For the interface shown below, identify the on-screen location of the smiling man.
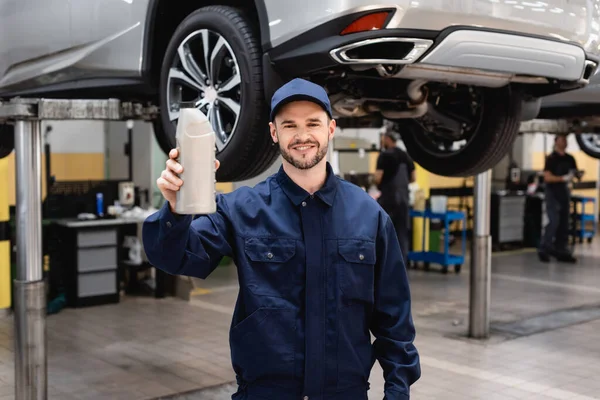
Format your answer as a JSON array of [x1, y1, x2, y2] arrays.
[[142, 78, 421, 400]]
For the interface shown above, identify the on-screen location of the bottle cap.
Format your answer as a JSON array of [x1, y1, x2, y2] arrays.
[[179, 101, 196, 109]]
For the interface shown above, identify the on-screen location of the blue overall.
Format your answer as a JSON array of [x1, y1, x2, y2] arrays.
[[142, 163, 420, 400]]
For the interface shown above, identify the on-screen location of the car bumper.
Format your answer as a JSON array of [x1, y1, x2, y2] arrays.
[[269, 24, 597, 85], [266, 1, 599, 56], [382, 2, 597, 55]]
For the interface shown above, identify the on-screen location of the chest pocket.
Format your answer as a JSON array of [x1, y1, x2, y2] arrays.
[[243, 237, 297, 298], [337, 239, 376, 305]]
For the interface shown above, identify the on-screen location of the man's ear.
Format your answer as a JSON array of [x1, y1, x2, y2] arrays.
[[328, 118, 336, 140], [269, 122, 278, 143]]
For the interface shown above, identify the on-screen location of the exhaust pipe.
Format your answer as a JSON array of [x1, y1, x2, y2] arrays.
[[330, 38, 433, 65], [372, 80, 429, 119], [331, 80, 429, 119]]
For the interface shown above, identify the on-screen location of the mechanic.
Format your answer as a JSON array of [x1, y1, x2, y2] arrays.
[[373, 129, 415, 265], [142, 78, 420, 400], [538, 134, 580, 263]]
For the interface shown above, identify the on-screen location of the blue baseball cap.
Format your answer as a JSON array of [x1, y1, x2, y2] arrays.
[[270, 78, 333, 122]]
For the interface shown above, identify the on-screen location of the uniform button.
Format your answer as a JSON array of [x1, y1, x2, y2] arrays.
[[359, 253, 364, 261], [301, 201, 307, 207], [166, 221, 172, 228], [267, 252, 274, 259]]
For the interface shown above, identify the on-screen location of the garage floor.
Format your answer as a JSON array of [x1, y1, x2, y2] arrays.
[[1, 243, 600, 400]]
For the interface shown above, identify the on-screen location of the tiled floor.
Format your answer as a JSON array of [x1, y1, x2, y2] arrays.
[[1, 242, 600, 399]]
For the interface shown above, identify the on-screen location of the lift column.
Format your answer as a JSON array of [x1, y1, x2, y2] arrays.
[[469, 169, 492, 339], [13, 118, 46, 399]]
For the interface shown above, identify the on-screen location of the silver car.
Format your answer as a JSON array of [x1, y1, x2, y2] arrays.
[[0, 0, 598, 180]]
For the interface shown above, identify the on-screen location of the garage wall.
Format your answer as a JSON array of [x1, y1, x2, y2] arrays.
[[6, 121, 106, 206], [6, 120, 175, 210], [6, 122, 597, 211]]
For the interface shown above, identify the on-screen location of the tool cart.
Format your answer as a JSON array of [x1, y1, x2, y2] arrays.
[[570, 195, 597, 245], [408, 208, 467, 274]]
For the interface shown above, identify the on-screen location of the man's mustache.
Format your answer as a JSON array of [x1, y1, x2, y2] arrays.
[[288, 140, 319, 149]]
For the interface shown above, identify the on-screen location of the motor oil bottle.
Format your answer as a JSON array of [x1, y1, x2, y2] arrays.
[[174, 102, 217, 215]]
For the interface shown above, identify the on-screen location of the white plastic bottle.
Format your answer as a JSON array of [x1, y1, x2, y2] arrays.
[[174, 102, 217, 215]]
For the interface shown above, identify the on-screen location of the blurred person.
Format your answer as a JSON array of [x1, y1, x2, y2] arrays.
[[373, 130, 415, 265], [142, 78, 420, 400], [538, 134, 581, 263]]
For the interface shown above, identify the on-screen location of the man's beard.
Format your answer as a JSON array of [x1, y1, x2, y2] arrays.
[[277, 133, 329, 170]]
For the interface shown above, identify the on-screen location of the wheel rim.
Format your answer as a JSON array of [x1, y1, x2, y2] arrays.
[[578, 133, 600, 154], [166, 29, 242, 152]]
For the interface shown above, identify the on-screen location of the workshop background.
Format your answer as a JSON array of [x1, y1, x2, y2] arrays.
[[1, 118, 600, 399], [4, 123, 598, 211]]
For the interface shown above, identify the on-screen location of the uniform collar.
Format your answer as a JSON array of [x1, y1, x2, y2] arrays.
[[276, 162, 338, 207]]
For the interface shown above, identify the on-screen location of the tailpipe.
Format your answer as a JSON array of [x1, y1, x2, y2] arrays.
[[330, 38, 433, 65]]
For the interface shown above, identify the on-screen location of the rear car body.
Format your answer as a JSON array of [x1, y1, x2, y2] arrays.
[[0, 0, 598, 179]]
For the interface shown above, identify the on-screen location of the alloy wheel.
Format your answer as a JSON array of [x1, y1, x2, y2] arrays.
[[578, 133, 600, 154], [166, 29, 242, 151]]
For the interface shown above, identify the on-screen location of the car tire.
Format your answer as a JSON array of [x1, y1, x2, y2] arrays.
[[0, 124, 15, 159], [575, 133, 600, 159], [156, 5, 278, 182], [400, 85, 522, 177]]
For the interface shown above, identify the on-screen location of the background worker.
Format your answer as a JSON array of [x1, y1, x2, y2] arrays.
[[538, 134, 581, 263], [374, 130, 416, 264]]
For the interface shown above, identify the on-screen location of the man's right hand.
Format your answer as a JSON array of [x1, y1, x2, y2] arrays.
[[157, 148, 220, 213], [561, 172, 575, 183]]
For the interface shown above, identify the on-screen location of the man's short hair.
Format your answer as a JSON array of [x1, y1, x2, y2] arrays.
[[383, 131, 400, 141]]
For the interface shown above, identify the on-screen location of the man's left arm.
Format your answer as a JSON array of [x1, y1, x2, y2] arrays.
[[370, 214, 421, 399]]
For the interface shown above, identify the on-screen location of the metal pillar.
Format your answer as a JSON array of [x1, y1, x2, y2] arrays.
[[469, 169, 492, 339], [13, 120, 47, 399]]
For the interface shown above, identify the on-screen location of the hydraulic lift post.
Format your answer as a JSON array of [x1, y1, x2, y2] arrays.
[[0, 98, 157, 400], [13, 118, 45, 399], [469, 169, 492, 339]]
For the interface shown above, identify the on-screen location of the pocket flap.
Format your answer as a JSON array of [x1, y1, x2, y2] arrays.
[[244, 237, 296, 263], [338, 239, 376, 264]]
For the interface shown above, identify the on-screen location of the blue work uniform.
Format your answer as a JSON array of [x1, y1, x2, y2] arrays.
[[142, 162, 421, 400]]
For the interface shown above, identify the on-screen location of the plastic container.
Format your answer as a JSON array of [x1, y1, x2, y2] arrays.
[[174, 102, 217, 215], [430, 195, 448, 214]]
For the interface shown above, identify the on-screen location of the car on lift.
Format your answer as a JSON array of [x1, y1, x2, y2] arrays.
[[0, 1, 598, 181], [538, 71, 600, 159]]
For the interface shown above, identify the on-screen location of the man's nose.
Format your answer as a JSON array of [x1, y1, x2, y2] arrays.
[[294, 133, 314, 142]]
